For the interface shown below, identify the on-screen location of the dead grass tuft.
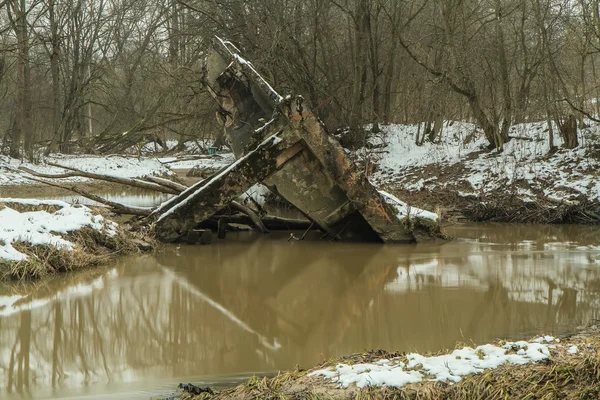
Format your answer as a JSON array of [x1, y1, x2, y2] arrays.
[[0, 201, 63, 214]]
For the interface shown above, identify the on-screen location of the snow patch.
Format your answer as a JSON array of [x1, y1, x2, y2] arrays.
[[379, 190, 438, 221], [0, 198, 117, 262], [242, 184, 270, 206], [532, 335, 558, 343], [310, 340, 552, 389]]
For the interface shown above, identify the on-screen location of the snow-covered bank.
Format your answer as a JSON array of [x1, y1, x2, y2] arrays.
[[0, 199, 116, 262], [0, 199, 145, 279], [358, 121, 600, 222], [0, 154, 172, 186], [310, 337, 557, 389]]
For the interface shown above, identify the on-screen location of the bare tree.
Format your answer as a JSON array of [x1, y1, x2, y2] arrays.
[[6, 0, 33, 159]]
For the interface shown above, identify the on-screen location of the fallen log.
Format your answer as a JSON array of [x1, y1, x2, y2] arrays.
[[143, 175, 188, 192], [142, 175, 269, 233], [230, 201, 269, 233], [23, 160, 274, 234], [28, 162, 179, 195], [211, 214, 314, 231], [24, 177, 152, 216], [160, 155, 222, 164], [25, 174, 302, 233]]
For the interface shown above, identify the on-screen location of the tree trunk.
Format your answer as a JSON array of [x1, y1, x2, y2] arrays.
[[169, 0, 179, 68], [415, 121, 423, 146], [429, 113, 444, 143], [45, 0, 61, 156], [495, 0, 512, 151], [367, 4, 381, 133], [547, 115, 555, 151], [467, 93, 508, 149], [559, 115, 579, 149], [348, 0, 368, 143], [382, 25, 399, 124], [10, 0, 33, 160]]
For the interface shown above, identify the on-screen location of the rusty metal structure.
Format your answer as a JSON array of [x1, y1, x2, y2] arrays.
[[153, 37, 431, 244]]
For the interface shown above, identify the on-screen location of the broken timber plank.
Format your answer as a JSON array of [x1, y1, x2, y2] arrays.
[[203, 38, 416, 242], [153, 36, 440, 244], [155, 133, 305, 242], [282, 97, 415, 243]]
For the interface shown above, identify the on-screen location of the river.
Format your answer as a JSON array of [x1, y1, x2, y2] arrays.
[[1, 221, 599, 399]]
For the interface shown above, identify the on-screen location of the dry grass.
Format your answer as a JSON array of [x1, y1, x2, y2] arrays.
[[0, 201, 62, 214], [176, 326, 600, 400]]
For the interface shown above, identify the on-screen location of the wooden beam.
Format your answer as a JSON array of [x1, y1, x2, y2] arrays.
[[285, 96, 415, 243], [155, 134, 304, 242]]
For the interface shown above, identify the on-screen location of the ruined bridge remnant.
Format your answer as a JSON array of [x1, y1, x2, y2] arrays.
[[153, 37, 440, 244]]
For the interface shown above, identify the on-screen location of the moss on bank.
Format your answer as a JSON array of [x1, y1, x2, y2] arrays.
[[177, 326, 600, 400]]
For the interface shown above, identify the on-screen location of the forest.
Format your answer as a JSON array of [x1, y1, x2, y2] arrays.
[[0, 0, 598, 159]]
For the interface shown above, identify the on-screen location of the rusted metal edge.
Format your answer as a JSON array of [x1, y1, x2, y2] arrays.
[[212, 36, 283, 107], [282, 97, 415, 243]]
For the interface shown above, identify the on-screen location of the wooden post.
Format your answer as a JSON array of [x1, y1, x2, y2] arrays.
[[217, 219, 228, 239], [199, 230, 212, 245]]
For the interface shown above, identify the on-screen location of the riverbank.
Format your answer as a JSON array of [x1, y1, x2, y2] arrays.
[[4, 120, 598, 226], [177, 325, 600, 400], [357, 121, 600, 224], [0, 198, 151, 279]]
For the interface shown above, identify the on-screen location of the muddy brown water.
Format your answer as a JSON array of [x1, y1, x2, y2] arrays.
[[1, 208, 600, 398]]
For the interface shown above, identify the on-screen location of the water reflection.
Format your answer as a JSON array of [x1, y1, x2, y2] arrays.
[[0, 223, 599, 399]]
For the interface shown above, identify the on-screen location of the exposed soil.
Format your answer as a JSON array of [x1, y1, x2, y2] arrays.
[[376, 161, 600, 225]]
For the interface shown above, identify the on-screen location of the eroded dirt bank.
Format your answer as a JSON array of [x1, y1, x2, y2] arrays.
[[356, 121, 600, 225]]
